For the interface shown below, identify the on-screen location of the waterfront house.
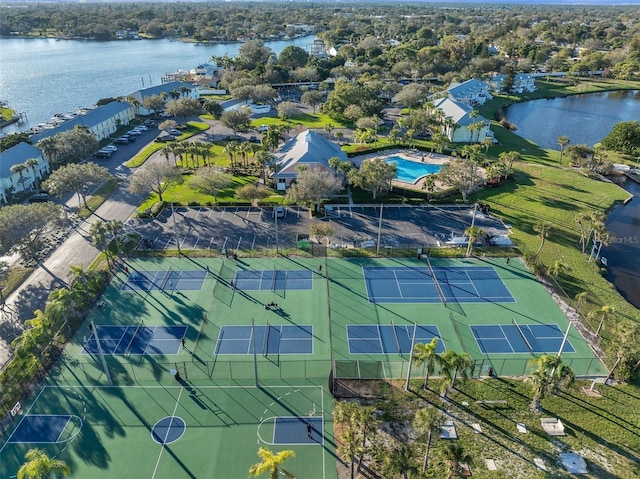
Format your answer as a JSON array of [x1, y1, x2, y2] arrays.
[[445, 79, 492, 106], [432, 97, 491, 143], [271, 130, 346, 190], [30, 101, 135, 144], [128, 81, 200, 116], [0, 142, 49, 203], [489, 73, 537, 93]]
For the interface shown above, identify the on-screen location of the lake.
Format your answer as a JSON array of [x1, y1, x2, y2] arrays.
[[0, 36, 314, 133], [504, 89, 640, 150]]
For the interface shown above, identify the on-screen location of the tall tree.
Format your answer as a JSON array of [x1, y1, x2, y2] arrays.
[[384, 443, 419, 479], [413, 407, 443, 474], [533, 222, 551, 260], [589, 304, 616, 336], [301, 90, 323, 114], [42, 162, 111, 210], [438, 350, 473, 397], [189, 166, 232, 202], [528, 354, 574, 413], [437, 158, 482, 201], [164, 97, 202, 122], [127, 162, 182, 202], [248, 448, 295, 479], [286, 167, 342, 212], [10, 163, 29, 192], [220, 109, 252, 136], [17, 448, 71, 479], [412, 338, 440, 389], [348, 157, 396, 200], [464, 225, 484, 256], [557, 136, 570, 165]]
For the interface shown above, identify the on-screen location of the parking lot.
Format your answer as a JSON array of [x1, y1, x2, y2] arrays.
[[124, 204, 512, 253]]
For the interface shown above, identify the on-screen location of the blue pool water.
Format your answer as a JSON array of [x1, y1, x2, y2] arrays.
[[385, 156, 441, 184]]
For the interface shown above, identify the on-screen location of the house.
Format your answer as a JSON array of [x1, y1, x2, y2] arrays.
[[489, 73, 537, 93], [0, 142, 50, 203], [271, 130, 346, 190], [432, 97, 491, 143], [30, 101, 135, 144], [127, 81, 200, 116], [445, 79, 492, 106]]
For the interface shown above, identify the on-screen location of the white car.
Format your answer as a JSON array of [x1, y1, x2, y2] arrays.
[[169, 128, 181, 136], [274, 206, 285, 219], [257, 124, 269, 132], [102, 145, 118, 152], [134, 125, 148, 131]]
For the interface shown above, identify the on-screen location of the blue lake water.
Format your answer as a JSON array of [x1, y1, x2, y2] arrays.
[[0, 36, 314, 133], [504, 90, 640, 149], [386, 156, 441, 184]]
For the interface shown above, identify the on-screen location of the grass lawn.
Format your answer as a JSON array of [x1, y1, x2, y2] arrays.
[[77, 179, 120, 218], [125, 121, 210, 168], [473, 162, 638, 346], [137, 174, 260, 211], [343, 377, 640, 479]]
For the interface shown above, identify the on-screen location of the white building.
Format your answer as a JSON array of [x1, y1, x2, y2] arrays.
[[0, 142, 50, 202], [272, 130, 346, 190], [489, 73, 537, 93], [30, 101, 135, 144], [446, 79, 492, 106], [432, 98, 491, 143]]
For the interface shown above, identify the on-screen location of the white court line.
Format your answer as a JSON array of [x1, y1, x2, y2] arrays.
[[151, 388, 184, 479]]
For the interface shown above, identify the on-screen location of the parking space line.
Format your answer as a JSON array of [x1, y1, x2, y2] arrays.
[[207, 237, 215, 249], [236, 237, 243, 250], [220, 207, 227, 217], [163, 237, 172, 249], [192, 236, 200, 248], [251, 236, 257, 249]]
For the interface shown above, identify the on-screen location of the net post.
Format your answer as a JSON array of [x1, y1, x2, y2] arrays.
[[252, 318, 259, 387], [512, 319, 534, 354], [404, 322, 418, 391]]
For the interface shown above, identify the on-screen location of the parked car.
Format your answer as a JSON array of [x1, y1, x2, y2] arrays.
[[28, 192, 50, 203], [134, 124, 148, 131], [155, 134, 177, 143], [113, 137, 130, 144], [128, 129, 142, 136], [169, 128, 181, 136], [102, 145, 118, 152], [274, 206, 285, 219], [249, 136, 260, 143], [94, 149, 113, 158], [257, 124, 269, 132]]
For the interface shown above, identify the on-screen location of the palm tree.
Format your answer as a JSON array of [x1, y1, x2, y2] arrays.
[[438, 350, 473, 397], [384, 443, 419, 479], [533, 222, 551, 260], [480, 136, 493, 155], [248, 447, 296, 479], [11, 162, 28, 192], [413, 407, 443, 473], [355, 405, 379, 472], [422, 175, 437, 202], [557, 136, 570, 165], [337, 428, 361, 479], [25, 158, 41, 190], [574, 212, 589, 254], [69, 264, 90, 299], [444, 444, 471, 479], [412, 338, 440, 389], [464, 225, 484, 256], [17, 448, 71, 479], [549, 259, 570, 278], [528, 354, 575, 413], [589, 304, 615, 336]]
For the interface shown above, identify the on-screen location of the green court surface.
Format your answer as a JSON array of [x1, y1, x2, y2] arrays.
[[0, 255, 605, 478], [0, 385, 332, 479]]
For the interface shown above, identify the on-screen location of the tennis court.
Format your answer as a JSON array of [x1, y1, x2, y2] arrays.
[[81, 325, 188, 356], [363, 265, 514, 303], [471, 323, 575, 354], [0, 384, 333, 479], [233, 269, 313, 291], [215, 325, 314, 355], [121, 269, 206, 292], [347, 324, 445, 354]]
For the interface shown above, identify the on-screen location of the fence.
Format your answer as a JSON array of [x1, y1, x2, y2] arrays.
[[334, 357, 605, 381]]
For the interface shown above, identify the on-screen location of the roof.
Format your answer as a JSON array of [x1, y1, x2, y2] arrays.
[[446, 79, 488, 99], [128, 81, 196, 102], [274, 130, 347, 178], [31, 101, 132, 143], [0, 142, 43, 178], [432, 97, 484, 126]]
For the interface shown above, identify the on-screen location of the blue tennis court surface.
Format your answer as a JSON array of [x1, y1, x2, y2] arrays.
[[215, 325, 313, 355], [471, 323, 575, 354], [347, 324, 445, 354], [363, 266, 515, 304], [234, 269, 312, 291], [273, 416, 323, 444], [121, 270, 206, 292], [80, 325, 188, 356], [8, 415, 71, 443]]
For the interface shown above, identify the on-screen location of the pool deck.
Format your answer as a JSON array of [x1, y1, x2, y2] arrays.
[[352, 149, 481, 190]]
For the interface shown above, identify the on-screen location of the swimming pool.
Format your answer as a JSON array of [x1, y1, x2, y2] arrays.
[[385, 156, 441, 184]]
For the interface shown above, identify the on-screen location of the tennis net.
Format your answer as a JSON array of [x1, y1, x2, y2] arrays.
[[390, 320, 401, 353], [162, 267, 173, 290], [512, 319, 534, 354], [426, 256, 447, 305], [126, 320, 146, 356]]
